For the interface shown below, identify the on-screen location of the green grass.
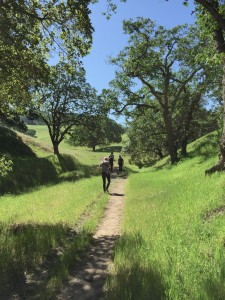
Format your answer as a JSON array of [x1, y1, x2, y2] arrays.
[[105, 131, 225, 300], [0, 177, 108, 298], [28, 124, 131, 167], [0, 125, 114, 297], [1, 125, 125, 194], [3, 124, 224, 299]]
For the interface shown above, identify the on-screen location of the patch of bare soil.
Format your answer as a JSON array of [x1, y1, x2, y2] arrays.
[[56, 170, 126, 300], [203, 204, 225, 221]]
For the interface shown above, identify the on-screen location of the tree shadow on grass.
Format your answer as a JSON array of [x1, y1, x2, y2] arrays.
[[0, 156, 106, 195], [0, 126, 35, 157], [57, 153, 78, 172], [0, 222, 92, 299], [140, 132, 221, 171], [0, 152, 100, 195], [105, 233, 167, 300], [185, 134, 219, 163], [120, 166, 139, 175], [0, 156, 59, 194], [203, 265, 225, 300]]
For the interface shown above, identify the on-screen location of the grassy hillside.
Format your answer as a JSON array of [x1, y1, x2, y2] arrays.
[[28, 124, 129, 165], [0, 126, 83, 194], [1, 125, 224, 299], [106, 130, 225, 300], [0, 125, 130, 194]]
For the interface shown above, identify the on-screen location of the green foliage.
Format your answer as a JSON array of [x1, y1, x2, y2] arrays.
[[0, 0, 94, 127], [32, 61, 103, 154], [125, 107, 167, 165], [25, 128, 36, 137], [0, 0, 93, 59], [0, 155, 13, 177], [68, 115, 124, 151], [194, 3, 225, 64], [106, 19, 218, 163]]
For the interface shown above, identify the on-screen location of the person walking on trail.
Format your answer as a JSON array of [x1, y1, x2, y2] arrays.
[[109, 152, 114, 172], [118, 155, 124, 172], [99, 157, 111, 192]]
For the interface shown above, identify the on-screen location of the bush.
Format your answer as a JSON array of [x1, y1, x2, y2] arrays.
[[26, 129, 36, 137], [0, 155, 13, 177]]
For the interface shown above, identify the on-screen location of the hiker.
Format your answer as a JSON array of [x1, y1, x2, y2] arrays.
[[109, 152, 114, 172], [99, 157, 111, 192], [118, 155, 124, 172]]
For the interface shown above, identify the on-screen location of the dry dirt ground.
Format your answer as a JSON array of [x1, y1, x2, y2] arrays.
[[56, 169, 126, 300]]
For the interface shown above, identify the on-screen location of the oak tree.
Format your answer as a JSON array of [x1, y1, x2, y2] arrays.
[[105, 19, 211, 163], [32, 61, 103, 155], [166, 1, 225, 172], [68, 115, 124, 151]]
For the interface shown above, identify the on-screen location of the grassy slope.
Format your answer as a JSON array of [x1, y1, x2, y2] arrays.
[[0, 124, 127, 194], [2, 125, 224, 299], [106, 131, 225, 300], [28, 124, 130, 166]]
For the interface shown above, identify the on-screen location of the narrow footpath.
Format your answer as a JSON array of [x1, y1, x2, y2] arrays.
[[56, 169, 126, 300]]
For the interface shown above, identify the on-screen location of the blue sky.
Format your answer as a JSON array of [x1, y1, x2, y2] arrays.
[[83, 0, 196, 94]]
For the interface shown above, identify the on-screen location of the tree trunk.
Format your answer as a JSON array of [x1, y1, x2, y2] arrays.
[[206, 59, 225, 174], [163, 109, 178, 164], [220, 59, 225, 162], [181, 138, 188, 157], [53, 142, 60, 155], [92, 145, 96, 152]]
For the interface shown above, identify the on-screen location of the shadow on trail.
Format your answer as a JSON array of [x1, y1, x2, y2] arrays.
[[0, 222, 93, 300], [57, 235, 120, 299], [109, 193, 124, 197]]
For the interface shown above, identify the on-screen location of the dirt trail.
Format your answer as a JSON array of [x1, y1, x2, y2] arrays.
[[56, 170, 126, 300]]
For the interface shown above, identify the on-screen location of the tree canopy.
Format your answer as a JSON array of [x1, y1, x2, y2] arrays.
[[0, 0, 94, 125], [68, 115, 124, 151], [104, 19, 216, 163], [31, 61, 105, 154], [165, 0, 225, 172]]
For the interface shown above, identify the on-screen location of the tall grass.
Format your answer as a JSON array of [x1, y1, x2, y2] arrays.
[[0, 177, 108, 298], [106, 134, 225, 300]]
